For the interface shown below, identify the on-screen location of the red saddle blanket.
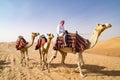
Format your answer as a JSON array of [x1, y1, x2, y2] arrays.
[[35, 37, 47, 50], [53, 33, 89, 52], [16, 37, 28, 50]]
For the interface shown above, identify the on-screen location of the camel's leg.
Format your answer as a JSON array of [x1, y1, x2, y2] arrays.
[[75, 53, 85, 71], [44, 53, 49, 72], [48, 50, 57, 64], [80, 53, 84, 66], [47, 50, 57, 72], [39, 49, 42, 65], [46, 53, 50, 73], [41, 53, 48, 71], [43, 52, 47, 68], [20, 51, 25, 66], [59, 51, 67, 64], [76, 53, 86, 77], [25, 49, 29, 67], [41, 53, 46, 71], [41, 52, 49, 72], [20, 52, 23, 65], [45, 53, 48, 68]]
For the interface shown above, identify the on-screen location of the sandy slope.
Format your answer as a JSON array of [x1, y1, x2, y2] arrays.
[[0, 37, 120, 80], [86, 37, 120, 57]]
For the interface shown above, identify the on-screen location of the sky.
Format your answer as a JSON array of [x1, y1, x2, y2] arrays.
[[0, 0, 120, 42]]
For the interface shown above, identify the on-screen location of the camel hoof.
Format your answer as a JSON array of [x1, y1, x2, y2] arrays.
[[41, 68, 45, 71], [39, 62, 42, 65], [48, 69, 50, 73], [75, 67, 79, 71], [81, 63, 84, 67], [27, 58, 29, 61], [53, 55, 56, 58], [80, 74, 87, 78], [61, 62, 65, 65]]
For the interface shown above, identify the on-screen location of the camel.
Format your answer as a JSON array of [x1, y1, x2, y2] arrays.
[[48, 23, 112, 77], [18, 32, 39, 66], [37, 33, 54, 71]]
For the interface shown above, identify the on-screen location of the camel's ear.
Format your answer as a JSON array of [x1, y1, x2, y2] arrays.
[[47, 33, 50, 36], [37, 33, 40, 35], [52, 34, 54, 37]]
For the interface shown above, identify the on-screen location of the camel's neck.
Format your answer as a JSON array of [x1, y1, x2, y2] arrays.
[[44, 38, 52, 51], [26, 36, 35, 48], [46, 39, 52, 48], [88, 29, 102, 48]]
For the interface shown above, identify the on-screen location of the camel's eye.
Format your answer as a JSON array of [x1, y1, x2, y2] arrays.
[[102, 24, 105, 27]]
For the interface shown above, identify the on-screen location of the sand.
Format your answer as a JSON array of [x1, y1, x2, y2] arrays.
[[0, 37, 120, 80], [86, 37, 120, 57]]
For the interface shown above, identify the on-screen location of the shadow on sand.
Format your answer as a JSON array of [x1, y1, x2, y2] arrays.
[[50, 63, 120, 76], [0, 60, 11, 69], [83, 64, 120, 76]]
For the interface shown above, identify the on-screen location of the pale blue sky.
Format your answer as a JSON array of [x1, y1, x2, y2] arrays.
[[0, 0, 120, 42]]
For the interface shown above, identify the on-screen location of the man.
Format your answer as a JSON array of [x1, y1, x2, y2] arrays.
[[57, 20, 67, 46]]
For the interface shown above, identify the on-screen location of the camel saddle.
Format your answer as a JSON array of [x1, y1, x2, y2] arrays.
[[53, 32, 89, 52], [16, 37, 28, 50], [35, 37, 47, 50]]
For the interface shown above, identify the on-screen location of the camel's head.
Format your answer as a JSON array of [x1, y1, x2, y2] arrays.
[[47, 33, 54, 40], [95, 23, 112, 33], [31, 32, 40, 38]]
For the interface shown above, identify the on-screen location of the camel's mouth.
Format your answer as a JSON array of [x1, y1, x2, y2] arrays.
[[105, 24, 112, 28]]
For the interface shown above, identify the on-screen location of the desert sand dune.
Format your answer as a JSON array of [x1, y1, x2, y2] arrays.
[[0, 37, 120, 80], [86, 37, 120, 57]]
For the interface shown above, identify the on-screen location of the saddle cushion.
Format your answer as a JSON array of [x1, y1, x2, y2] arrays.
[[35, 37, 47, 50], [53, 32, 89, 52], [16, 38, 28, 50]]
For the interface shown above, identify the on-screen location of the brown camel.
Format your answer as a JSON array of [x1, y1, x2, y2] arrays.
[[17, 32, 39, 66], [48, 23, 112, 77], [36, 33, 54, 71]]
